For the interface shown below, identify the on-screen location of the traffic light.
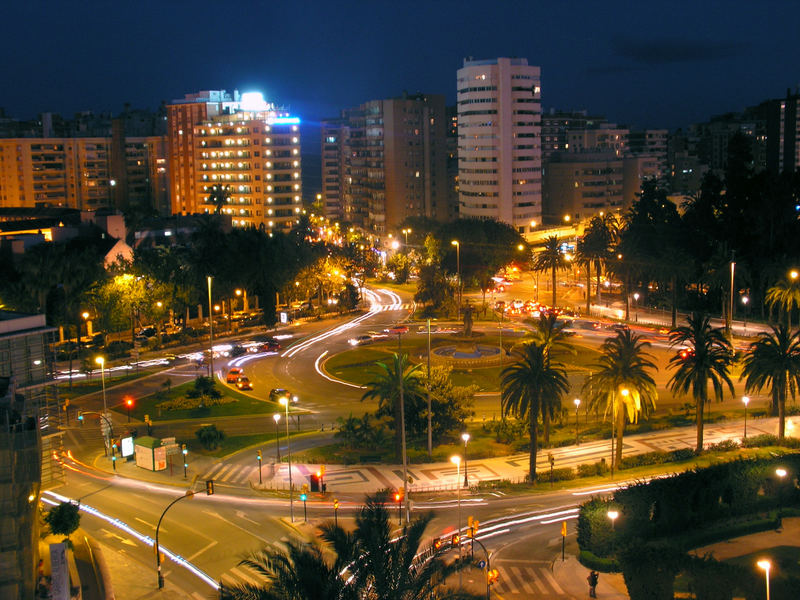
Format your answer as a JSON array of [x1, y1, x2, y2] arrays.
[[487, 569, 499, 585], [257, 450, 262, 462], [451, 533, 460, 546], [471, 520, 479, 537], [394, 492, 401, 502], [300, 492, 307, 502], [434, 538, 443, 550], [182, 444, 187, 456], [205, 479, 215, 495], [310, 472, 320, 492], [125, 397, 134, 408], [77, 411, 84, 424]]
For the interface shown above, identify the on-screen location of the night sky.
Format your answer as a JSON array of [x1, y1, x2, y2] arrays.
[[2, 1, 799, 131]]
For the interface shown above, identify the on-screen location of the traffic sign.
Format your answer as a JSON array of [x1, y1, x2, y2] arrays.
[[478, 560, 486, 569]]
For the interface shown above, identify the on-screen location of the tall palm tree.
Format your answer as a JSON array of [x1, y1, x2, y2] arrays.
[[668, 313, 734, 452], [582, 329, 658, 468], [501, 342, 569, 483], [361, 354, 423, 462], [209, 183, 231, 214], [766, 275, 800, 329], [220, 491, 474, 600], [532, 235, 568, 308], [577, 214, 618, 312], [741, 325, 800, 436], [220, 538, 357, 600], [523, 313, 574, 445]]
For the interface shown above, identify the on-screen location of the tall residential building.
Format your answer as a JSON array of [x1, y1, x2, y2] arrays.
[[627, 129, 669, 179], [168, 90, 302, 230], [541, 110, 608, 160], [0, 310, 61, 598], [764, 90, 800, 174], [0, 136, 168, 212], [457, 57, 542, 234], [321, 93, 450, 232]]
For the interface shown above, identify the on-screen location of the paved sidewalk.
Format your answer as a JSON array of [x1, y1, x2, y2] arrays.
[[553, 555, 628, 599], [76, 415, 784, 499]]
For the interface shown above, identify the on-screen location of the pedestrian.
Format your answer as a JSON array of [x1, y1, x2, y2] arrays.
[[587, 570, 598, 597]]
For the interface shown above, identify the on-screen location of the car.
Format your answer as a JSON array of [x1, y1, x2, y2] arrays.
[[385, 324, 409, 335], [269, 388, 296, 403], [226, 367, 243, 383], [349, 334, 373, 346], [235, 376, 253, 390], [138, 326, 157, 338]]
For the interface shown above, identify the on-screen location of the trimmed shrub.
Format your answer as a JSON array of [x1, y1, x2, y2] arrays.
[[742, 433, 800, 449], [550, 467, 576, 482], [706, 439, 740, 452], [618, 540, 684, 600], [195, 424, 226, 450], [577, 460, 609, 478], [578, 549, 620, 573]]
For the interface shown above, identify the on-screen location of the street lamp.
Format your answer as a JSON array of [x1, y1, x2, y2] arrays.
[[632, 292, 640, 322], [279, 395, 296, 522], [757, 559, 771, 600], [742, 295, 749, 333], [402, 228, 412, 244], [607, 509, 619, 554], [451, 455, 463, 588], [207, 276, 214, 379], [574, 398, 581, 445], [95, 356, 107, 416], [742, 396, 750, 440], [451, 240, 461, 319], [776, 468, 787, 514], [461, 432, 471, 488], [273, 413, 281, 461]]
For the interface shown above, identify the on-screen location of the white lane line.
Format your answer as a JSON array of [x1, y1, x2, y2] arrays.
[[187, 540, 218, 562]]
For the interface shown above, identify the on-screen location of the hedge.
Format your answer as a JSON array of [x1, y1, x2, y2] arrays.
[[578, 549, 620, 573]]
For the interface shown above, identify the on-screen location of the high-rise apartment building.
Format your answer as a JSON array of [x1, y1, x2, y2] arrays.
[[321, 93, 450, 232], [457, 57, 542, 235], [541, 110, 609, 160], [0, 136, 167, 212], [168, 90, 302, 230], [765, 90, 800, 173]]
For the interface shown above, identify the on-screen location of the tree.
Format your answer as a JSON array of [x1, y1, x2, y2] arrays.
[[414, 264, 456, 315], [668, 313, 734, 452], [220, 491, 474, 600], [741, 325, 800, 436], [532, 235, 567, 308], [361, 354, 423, 462], [45, 501, 81, 542], [208, 184, 231, 214], [766, 275, 800, 329], [195, 424, 226, 450], [501, 342, 569, 482], [582, 330, 658, 467], [523, 313, 574, 445], [421, 365, 476, 442], [577, 214, 618, 311]]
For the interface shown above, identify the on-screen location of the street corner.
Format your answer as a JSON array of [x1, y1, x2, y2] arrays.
[[552, 554, 628, 599]]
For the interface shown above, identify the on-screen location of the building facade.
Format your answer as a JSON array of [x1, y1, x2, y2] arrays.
[[321, 93, 450, 233], [168, 90, 302, 230], [0, 136, 168, 213], [456, 57, 542, 235]]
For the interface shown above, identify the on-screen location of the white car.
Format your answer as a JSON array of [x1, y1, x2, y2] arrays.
[[349, 335, 373, 346]]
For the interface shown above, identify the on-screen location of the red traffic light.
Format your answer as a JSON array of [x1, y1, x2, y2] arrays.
[[125, 396, 134, 407]]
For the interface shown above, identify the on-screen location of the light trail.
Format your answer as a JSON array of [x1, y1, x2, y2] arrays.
[[314, 351, 366, 389], [42, 490, 220, 591]]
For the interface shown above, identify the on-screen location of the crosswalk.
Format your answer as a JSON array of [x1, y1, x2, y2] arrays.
[[202, 462, 261, 485], [220, 563, 265, 589], [374, 302, 414, 311], [492, 560, 565, 597]]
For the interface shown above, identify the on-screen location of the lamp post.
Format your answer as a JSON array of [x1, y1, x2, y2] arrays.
[[273, 413, 281, 461], [574, 398, 581, 445], [451, 455, 463, 588], [776, 468, 787, 514], [742, 396, 750, 440], [279, 395, 296, 522], [207, 276, 214, 379], [632, 292, 640, 322], [757, 559, 771, 600], [155, 490, 195, 589], [461, 432, 471, 488], [451, 240, 461, 319], [742, 295, 749, 334], [95, 356, 108, 453], [402, 228, 412, 245], [607, 509, 619, 554]]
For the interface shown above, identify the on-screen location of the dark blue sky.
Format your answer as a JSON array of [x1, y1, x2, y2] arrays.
[[2, 0, 798, 130]]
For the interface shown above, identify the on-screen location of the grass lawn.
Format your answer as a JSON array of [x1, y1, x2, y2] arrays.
[[121, 379, 289, 422], [189, 430, 310, 458], [58, 369, 158, 401]]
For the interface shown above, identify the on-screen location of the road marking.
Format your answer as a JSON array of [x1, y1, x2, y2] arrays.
[[235, 510, 259, 525], [99, 528, 137, 546], [187, 540, 217, 561], [134, 517, 156, 531], [541, 568, 565, 595], [201, 509, 274, 543]]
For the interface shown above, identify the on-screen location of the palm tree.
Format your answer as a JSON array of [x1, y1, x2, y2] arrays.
[[501, 342, 569, 483], [766, 275, 800, 329], [220, 538, 357, 600], [220, 491, 474, 600], [361, 354, 423, 462], [208, 183, 231, 214], [741, 325, 800, 436], [532, 235, 568, 308], [577, 214, 618, 312], [668, 313, 734, 452], [523, 313, 574, 445], [582, 329, 658, 468]]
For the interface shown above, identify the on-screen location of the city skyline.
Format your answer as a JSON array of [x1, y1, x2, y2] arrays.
[[2, 1, 799, 130]]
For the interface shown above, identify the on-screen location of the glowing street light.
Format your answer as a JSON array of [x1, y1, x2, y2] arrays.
[[574, 398, 581, 445], [279, 394, 297, 522], [451, 240, 461, 318], [402, 228, 412, 244], [757, 559, 771, 600], [461, 432, 471, 488], [273, 413, 281, 461], [607, 509, 619, 554]]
